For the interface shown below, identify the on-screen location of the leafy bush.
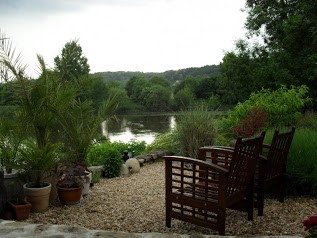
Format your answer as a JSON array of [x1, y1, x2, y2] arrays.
[[145, 131, 180, 155], [174, 106, 217, 158], [232, 106, 267, 137], [220, 85, 311, 139], [126, 139, 147, 157], [102, 148, 123, 178], [87, 140, 146, 166]]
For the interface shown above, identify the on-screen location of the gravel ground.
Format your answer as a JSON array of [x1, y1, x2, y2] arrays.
[[26, 161, 316, 236]]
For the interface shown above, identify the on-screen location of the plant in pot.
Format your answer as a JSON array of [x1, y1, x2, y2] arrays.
[[56, 163, 89, 205], [57, 87, 118, 196], [0, 118, 25, 174], [1, 42, 66, 212], [18, 140, 61, 212]]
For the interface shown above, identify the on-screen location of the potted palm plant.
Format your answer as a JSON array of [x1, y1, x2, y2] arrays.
[[57, 85, 118, 196], [19, 140, 61, 212], [0, 39, 68, 212]]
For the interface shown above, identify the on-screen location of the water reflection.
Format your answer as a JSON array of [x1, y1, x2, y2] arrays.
[[103, 114, 176, 144]]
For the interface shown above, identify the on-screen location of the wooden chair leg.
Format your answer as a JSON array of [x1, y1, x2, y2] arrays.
[[257, 187, 265, 216], [278, 175, 285, 203], [218, 208, 226, 235], [247, 179, 254, 221], [166, 201, 171, 227]]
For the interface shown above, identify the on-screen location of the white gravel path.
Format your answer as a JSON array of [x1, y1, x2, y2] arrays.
[[26, 161, 316, 237]]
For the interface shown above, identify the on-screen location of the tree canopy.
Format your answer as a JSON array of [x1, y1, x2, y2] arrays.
[[54, 40, 90, 82]]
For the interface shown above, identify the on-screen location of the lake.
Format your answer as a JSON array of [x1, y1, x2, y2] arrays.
[[102, 114, 176, 144]]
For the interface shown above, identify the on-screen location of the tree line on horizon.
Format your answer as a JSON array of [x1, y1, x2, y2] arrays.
[[1, 0, 316, 115]]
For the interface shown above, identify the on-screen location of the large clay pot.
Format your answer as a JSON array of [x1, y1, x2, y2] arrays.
[[57, 187, 82, 205], [23, 183, 51, 213]]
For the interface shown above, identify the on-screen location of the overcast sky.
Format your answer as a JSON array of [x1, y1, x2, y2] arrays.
[[0, 0, 247, 76]]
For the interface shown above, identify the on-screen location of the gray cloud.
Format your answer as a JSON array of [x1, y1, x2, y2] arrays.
[[0, 0, 174, 16]]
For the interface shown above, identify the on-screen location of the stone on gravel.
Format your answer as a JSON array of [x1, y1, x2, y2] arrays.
[[125, 158, 140, 173]]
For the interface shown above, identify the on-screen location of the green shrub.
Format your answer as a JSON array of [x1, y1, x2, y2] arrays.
[[145, 131, 180, 155], [126, 139, 147, 157], [87, 143, 112, 166], [87, 140, 144, 166], [220, 85, 311, 139], [102, 147, 123, 178], [175, 106, 217, 158]]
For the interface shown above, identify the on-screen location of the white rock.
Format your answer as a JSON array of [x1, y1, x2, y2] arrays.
[[125, 158, 140, 174]]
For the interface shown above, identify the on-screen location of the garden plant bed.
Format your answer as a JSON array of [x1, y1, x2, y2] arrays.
[[26, 161, 316, 236]]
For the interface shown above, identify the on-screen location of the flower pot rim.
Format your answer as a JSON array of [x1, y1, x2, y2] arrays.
[[57, 186, 82, 190], [8, 199, 31, 207], [24, 182, 51, 189]]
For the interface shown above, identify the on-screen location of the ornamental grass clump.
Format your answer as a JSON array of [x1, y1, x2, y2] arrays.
[[285, 128, 317, 196], [175, 106, 217, 159]]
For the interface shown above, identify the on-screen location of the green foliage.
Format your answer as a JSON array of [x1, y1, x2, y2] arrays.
[[174, 107, 217, 158], [78, 76, 110, 109], [145, 132, 179, 155], [219, 42, 259, 104], [149, 76, 170, 88], [102, 149, 123, 178], [282, 128, 317, 196], [19, 140, 61, 187], [296, 111, 317, 131], [54, 39, 90, 81], [172, 88, 195, 110], [220, 85, 311, 138], [108, 86, 132, 114], [91, 170, 101, 183], [87, 141, 124, 166], [140, 85, 171, 111], [146, 108, 218, 157], [245, 0, 317, 107], [0, 118, 25, 170], [87, 140, 146, 166], [126, 139, 146, 157], [57, 95, 118, 165], [125, 76, 171, 111], [262, 127, 317, 196], [88, 142, 125, 178], [92, 65, 220, 83]]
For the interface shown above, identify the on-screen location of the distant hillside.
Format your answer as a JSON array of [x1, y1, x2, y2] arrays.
[[91, 65, 220, 82]]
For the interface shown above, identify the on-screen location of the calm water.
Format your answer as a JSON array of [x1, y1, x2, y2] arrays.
[[102, 114, 176, 144]]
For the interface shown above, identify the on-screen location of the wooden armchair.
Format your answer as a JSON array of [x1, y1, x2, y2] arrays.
[[256, 127, 295, 216], [164, 132, 265, 235], [210, 127, 295, 216]]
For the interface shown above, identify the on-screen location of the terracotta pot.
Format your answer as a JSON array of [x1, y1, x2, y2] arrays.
[[57, 187, 82, 205], [23, 183, 51, 213], [7, 200, 32, 221]]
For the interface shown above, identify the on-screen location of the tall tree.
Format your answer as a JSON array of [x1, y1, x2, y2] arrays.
[[54, 40, 90, 82], [244, 0, 317, 106]]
